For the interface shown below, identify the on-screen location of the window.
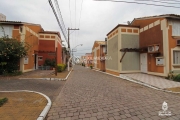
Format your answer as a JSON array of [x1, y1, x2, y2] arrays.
[[38, 56, 43, 61], [173, 51, 180, 64], [20, 26, 23, 33]]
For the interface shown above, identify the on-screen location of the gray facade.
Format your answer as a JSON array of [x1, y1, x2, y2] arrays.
[[106, 36, 118, 71], [121, 34, 140, 71]]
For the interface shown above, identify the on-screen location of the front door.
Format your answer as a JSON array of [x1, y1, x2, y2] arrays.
[[140, 53, 147, 73], [34, 54, 37, 69]]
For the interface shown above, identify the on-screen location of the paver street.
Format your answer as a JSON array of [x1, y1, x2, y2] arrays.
[[47, 65, 180, 120]]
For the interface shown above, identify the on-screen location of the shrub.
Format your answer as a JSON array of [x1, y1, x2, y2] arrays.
[[44, 58, 55, 67], [0, 36, 30, 75], [57, 64, 66, 72], [0, 97, 8, 107], [3, 70, 22, 76], [90, 65, 93, 69], [173, 74, 180, 82]]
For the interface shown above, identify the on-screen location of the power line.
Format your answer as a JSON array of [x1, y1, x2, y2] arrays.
[[76, 0, 84, 46], [69, 0, 72, 27], [160, 0, 180, 2], [54, 0, 67, 35], [75, 0, 77, 28], [135, 0, 180, 4], [78, 0, 84, 29], [94, 0, 180, 8], [48, 0, 68, 43], [77, 48, 92, 50]]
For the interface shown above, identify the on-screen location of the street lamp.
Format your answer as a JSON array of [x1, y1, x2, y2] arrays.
[[72, 44, 83, 65], [68, 44, 83, 71], [72, 44, 83, 57]]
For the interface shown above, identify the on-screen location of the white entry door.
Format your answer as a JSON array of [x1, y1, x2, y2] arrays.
[[140, 53, 147, 73]]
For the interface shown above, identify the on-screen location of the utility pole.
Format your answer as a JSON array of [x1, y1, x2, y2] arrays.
[[68, 28, 79, 49], [67, 27, 79, 69]]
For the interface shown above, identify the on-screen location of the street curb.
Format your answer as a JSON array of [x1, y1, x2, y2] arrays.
[[19, 68, 73, 81], [92, 69, 180, 94], [0, 90, 51, 120]]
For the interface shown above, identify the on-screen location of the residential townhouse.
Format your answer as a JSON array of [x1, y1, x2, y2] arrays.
[[106, 24, 140, 76], [38, 31, 63, 67], [0, 21, 43, 72], [106, 14, 180, 77], [92, 41, 106, 71], [0, 20, 63, 72]]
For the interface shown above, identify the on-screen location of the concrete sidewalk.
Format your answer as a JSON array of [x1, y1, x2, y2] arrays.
[[120, 73, 180, 89]]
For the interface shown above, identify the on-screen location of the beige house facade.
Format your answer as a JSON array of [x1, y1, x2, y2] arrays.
[[106, 14, 180, 77], [106, 24, 140, 76]]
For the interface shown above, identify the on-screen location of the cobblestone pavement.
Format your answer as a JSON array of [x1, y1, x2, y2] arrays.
[[47, 65, 180, 120], [0, 79, 65, 102]]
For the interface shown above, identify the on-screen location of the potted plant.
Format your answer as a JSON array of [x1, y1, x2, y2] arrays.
[[90, 65, 93, 69]]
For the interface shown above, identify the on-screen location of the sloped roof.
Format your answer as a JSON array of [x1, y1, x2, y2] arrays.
[[39, 31, 61, 38], [0, 20, 42, 27], [0, 20, 23, 24], [92, 40, 106, 50], [134, 14, 180, 20], [131, 14, 180, 25], [107, 24, 139, 36], [96, 41, 106, 45]]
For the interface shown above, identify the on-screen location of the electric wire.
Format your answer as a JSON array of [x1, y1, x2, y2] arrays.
[[94, 0, 180, 8], [135, 0, 180, 4], [78, 0, 84, 29], [76, 0, 84, 46], [54, 0, 67, 35], [69, 0, 73, 27], [48, 0, 68, 43]]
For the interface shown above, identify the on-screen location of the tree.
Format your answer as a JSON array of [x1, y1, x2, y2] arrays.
[[0, 36, 30, 75]]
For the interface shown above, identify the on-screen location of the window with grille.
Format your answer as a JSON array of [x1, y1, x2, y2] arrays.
[[38, 56, 43, 61], [173, 51, 180, 64]]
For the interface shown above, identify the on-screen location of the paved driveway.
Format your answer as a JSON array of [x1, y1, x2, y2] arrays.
[[0, 79, 65, 102], [47, 65, 180, 120]]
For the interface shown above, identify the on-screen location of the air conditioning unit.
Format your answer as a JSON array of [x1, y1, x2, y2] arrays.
[[177, 40, 180, 46], [148, 46, 154, 52]]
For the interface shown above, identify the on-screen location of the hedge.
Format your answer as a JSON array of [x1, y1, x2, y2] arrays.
[[57, 64, 67, 72]]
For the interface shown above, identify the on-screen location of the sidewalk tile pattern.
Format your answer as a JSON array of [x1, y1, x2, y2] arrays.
[[122, 73, 180, 89]]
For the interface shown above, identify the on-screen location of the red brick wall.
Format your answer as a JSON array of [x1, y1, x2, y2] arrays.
[[39, 40, 55, 51]]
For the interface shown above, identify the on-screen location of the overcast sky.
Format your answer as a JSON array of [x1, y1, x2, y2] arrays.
[[0, 0, 180, 57]]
